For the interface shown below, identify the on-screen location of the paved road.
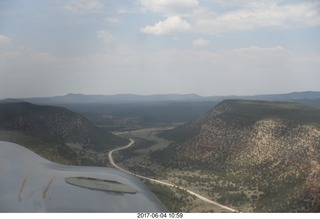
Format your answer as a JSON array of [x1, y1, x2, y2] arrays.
[[108, 138, 238, 213]]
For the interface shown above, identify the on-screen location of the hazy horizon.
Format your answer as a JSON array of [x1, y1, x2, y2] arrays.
[[2, 90, 320, 100], [1, 0, 319, 99]]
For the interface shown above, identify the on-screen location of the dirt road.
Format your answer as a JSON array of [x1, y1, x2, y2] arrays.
[[108, 138, 238, 213]]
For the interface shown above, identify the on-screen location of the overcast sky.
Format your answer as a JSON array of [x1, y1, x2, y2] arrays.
[[0, 0, 320, 98]]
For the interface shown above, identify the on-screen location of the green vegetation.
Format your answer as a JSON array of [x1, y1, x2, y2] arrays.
[[0, 102, 128, 151], [120, 138, 156, 158], [218, 99, 320, 128], [114, 129, 173, 179], [60, 101, 217, 130], [157, 123, 200, 144], [144, 180, 195, 212], [0, 130, 76, 164], [149, 99, 320, 212], [2, 98, 320, 212], [0, 102, 128, 165]]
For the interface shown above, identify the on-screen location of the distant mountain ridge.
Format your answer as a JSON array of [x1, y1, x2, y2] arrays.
[[2, 91, 318, 132], [20, 93, 205, 104], [155, 99, 320, 212], [2, 91, 320, 105]]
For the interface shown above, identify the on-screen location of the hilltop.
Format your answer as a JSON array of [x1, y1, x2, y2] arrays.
[[154, 99, 320, 212], [8, 91, 320, 105], [1, 91, 319, 131], [0, 102, 128, 165]]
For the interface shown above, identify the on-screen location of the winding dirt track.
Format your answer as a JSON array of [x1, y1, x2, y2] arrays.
[[108, 138, 238, 213]]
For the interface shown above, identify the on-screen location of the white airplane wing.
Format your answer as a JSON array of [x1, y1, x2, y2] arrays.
[[0, 141, 168, 212]]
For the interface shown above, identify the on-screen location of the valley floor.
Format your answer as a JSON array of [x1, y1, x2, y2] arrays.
[[111, 128, 253, 213]]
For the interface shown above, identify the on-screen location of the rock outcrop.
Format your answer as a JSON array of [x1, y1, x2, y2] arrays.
[[155, 100, 320, 212]]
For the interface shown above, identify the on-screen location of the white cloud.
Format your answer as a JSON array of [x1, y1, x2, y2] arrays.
[[138, 0, 199, 15], [208, 2, 320, 34], [81, 46, 320, 96], [0, 35, 11, 45], [117, 6, 133, 14], [216, 0, 279, 8], [233, 45, 286, 53], [96, 30, 114, 44], [228, 46, 290, 67], [104, 17, 120, 24], [1, 46, 319, 97], [140, 16, 192, 35], [193, 38, 210, 47], [194, 2, 320, 34], [65, 0, 103, 14], [139, 1, 320, 35]]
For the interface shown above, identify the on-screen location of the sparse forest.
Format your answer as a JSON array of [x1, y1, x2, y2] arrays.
[[1, 96, 320, 212]]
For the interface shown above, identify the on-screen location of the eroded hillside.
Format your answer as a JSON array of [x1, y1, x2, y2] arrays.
[[0, 102, 128, 165], [154, 100, 320, 212]]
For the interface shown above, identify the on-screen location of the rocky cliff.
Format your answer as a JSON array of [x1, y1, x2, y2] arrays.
[[155, 100, 320, 212]]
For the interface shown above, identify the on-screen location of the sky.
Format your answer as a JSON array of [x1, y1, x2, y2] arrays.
[[0, 0, 320, 98]]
